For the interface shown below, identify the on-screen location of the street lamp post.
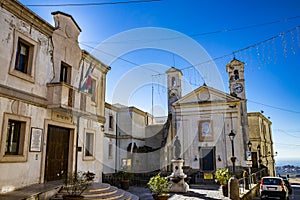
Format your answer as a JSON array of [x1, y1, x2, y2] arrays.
[[257, 144, 261, 168], [229, 130, 236, 174], [247, 141, 252, 186]]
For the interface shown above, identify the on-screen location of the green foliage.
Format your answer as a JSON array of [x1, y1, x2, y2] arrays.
[[116, 170, 132, 180], [215, 168, 231, 185], [147, 173, 169, 195], [63, 171, 94, 196]]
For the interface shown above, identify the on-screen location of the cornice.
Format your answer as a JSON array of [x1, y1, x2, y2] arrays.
[[0, 84, 48, 107], [1, 0, 54, 36]]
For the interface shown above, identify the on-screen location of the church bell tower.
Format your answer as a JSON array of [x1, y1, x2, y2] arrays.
[[226, 58, 246, 99], [226, 58, 249, 160], [166, 67, 182, 114]]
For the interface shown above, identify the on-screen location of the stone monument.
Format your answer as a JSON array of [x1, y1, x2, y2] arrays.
[[167, 136, 189, 193]]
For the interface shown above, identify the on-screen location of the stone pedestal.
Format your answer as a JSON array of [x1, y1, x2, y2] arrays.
[[228, 176, 239, 200], [167, 159, 189, 193]]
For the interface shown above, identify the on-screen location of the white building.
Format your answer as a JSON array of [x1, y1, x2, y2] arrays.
[[161, 59, 259, 182], [0, 0, 109, 192], [103, 103, 170, 174]]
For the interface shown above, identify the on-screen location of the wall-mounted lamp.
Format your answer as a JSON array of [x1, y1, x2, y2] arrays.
[[247, 141, 252, 151], [194, 155, 198, 161], [101, 125, 105, 132], [217, 155, 222, 162]]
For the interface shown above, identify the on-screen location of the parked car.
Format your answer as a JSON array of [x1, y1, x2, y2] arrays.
[[281, 177, 292, 195], [260, 177, 289, 200]]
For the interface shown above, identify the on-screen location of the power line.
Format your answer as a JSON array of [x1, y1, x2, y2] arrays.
[[248, 99, 300, 115], [275, 143, 300, 147], [80, 42, 161, 74], [25, 0, 161, 7], [274, 129, 300, 138], [88, 15, 300, 45]]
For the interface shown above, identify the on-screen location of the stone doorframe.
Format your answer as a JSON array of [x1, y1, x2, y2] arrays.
[[40, 119, 76, 183]]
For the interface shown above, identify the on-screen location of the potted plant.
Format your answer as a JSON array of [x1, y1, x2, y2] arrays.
[[147, 173, 169, 200], [117, 170, 131, 190], [215, 168, 231, 197], [63, 171, 94, 200]]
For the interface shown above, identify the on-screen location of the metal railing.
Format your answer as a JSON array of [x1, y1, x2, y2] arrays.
[[238, 168, 267, 194]]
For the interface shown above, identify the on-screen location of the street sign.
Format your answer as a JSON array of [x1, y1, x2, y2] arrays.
[[246, 151, 251, 160], [246, 160, 252, 166]]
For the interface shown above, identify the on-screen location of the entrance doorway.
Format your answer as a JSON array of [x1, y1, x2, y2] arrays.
[[200, 147, 216, 171], [45, 125, 70, 181]]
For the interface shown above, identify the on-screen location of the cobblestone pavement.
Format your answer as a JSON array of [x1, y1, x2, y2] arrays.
[[129, 184, 230, 200]]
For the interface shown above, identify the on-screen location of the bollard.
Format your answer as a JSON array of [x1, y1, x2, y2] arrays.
[[229, 176, 239, 200]]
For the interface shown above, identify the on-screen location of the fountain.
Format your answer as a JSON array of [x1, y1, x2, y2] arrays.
[[167, 136, 189, 193]]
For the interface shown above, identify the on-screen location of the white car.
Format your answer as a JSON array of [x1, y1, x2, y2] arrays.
[[260, 177, 289, 200]]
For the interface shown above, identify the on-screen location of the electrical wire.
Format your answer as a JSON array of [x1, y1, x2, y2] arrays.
[[248, 99, 300, 115], [79, 42, 161, 74], [24, 0, 161, 7], [95, 15, 300, 44], [274, 129, 300, 138]]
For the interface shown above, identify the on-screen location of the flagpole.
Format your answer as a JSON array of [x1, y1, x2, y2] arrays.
[[75, 59, 85, 174]]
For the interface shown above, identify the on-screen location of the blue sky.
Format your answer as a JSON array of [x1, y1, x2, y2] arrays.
[[18, 0, 300, 159]]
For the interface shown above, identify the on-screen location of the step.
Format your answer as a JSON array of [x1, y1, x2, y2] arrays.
[[83, 186, 118, 197], [84, 189, 125, 199], [0, 181, 62, 200], [51, 182, 139, 200]]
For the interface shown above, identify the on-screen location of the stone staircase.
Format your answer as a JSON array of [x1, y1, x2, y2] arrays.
[[51, 182, 139, 200]]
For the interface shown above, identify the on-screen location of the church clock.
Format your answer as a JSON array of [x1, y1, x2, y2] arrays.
[[233, 83, 243, 94]]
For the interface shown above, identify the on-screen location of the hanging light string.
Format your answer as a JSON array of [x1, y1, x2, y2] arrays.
[[179, 25, 300, 72]]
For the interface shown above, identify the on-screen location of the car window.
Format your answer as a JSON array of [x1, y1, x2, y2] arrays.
[[263, 178, 281, 185]]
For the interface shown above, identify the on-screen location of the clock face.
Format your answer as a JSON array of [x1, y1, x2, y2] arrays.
[[233, 83, 243, 93]]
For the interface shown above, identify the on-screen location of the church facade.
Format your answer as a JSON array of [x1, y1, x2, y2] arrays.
[[161, 59, 275, 181]]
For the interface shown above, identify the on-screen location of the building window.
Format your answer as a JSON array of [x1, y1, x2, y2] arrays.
[[109, 115, 114, 130], [15, 41, 30, 74], [60, 62, 71, 84], [85, 132, 94, 157], [5, 120, 25, 155], [0, 113, 31, 162], [88, 78, 96, 102], [108, 142, 113, 159], [10, 31, 37, 83]]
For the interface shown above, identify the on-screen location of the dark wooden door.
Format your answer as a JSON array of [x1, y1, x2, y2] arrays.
[[45, 125, 70, 181], [200, 147, 215, 171], [251, 152, 258, 168]]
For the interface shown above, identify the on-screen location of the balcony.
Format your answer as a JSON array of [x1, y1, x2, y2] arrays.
[[47, 82, 94, 115]]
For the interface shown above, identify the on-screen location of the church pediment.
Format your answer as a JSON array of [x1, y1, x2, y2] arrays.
[[173, 85, 240, 106]]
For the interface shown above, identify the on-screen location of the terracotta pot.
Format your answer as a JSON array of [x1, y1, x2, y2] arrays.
[[152, 194, 170, 200], [221, 184, 228, 197], [63, 195, 84, 200], [120, 179, 129, 190]]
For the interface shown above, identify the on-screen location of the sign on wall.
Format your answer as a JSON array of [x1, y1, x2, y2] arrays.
[[30, 128, 43, 152]]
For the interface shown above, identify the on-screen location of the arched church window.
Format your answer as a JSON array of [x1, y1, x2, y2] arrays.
[[172, 77, 176, 87], [234, 70, 239, 80]]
